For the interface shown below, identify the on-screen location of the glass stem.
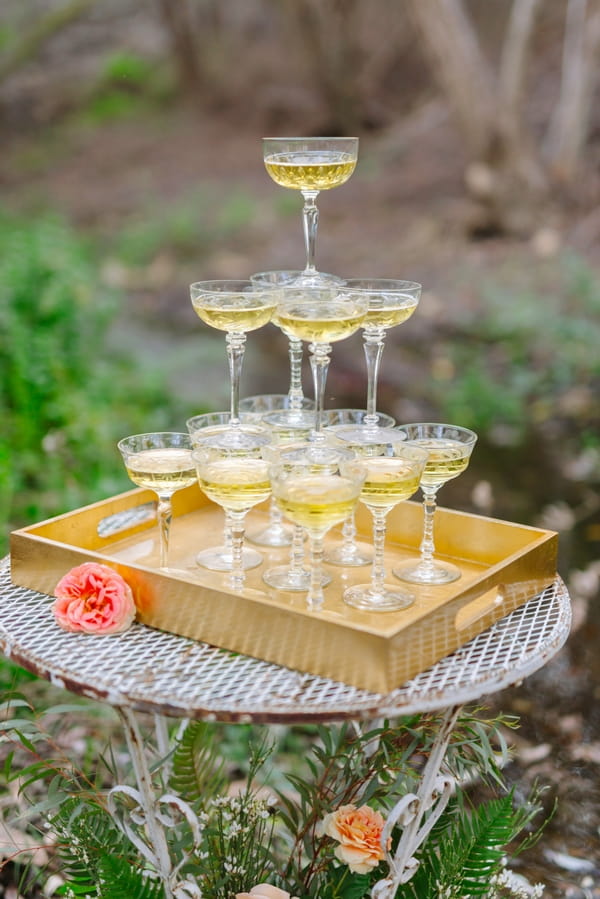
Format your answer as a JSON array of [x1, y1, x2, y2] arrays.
[[362, 329, 385, 428], [156, 495, 172, 569], [301, 190, 319, 273], [308, 341, 332, 441], [419, 487, 439, 574], [341, 512, 358, 556], [307, 531, 325, 609], [287, 336, 305, 411], [370, 508, 389, 593], [289, 524, 306, 574], [226, 330, 247, 427], [223, 510, 234, 556], [268, 497, 285, 530], [228, 510, 247, 591]]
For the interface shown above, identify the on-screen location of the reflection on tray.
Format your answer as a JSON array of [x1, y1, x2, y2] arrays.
[[97, 502, 156, 538]]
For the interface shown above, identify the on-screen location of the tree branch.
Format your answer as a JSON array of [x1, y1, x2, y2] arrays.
[[0, 0, 100, 84]]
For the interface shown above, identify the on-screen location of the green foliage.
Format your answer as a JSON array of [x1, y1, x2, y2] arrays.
[[187, 735, 278, 899], [433, 253, 600, 447], [396, 793, 521, 898], [51, 798, 127, 896], [0, 705, 547, 899], [85, 90, 141, 122], [81, 51, 174, 123], [116, 185, 259, 266], [0, 25, 15, 50], [0, 212, 180, 554], [0, 655, 38, 690], [169, 720, 228, 802], [102, 52, 155, 87]]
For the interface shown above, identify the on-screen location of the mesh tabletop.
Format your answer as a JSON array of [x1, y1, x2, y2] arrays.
[[0, 558, 570, 723]]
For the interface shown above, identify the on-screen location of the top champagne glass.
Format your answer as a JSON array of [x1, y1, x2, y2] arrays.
[[263, 137, 358, 285]]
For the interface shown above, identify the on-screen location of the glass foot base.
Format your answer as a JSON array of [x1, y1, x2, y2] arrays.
[[263, 565, 331, 592], [192, 424, 271, 451], [196, 546, 263, 572], [263, 409, 315, 433], [393, 559, 462, 585], [290, 269, 342, 287], [247, 523, 293, 547], [324, 544, 372, 567], [343, 584, 415, 612]]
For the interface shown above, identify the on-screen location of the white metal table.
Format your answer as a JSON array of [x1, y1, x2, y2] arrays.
[[0, 557, 571, 898]]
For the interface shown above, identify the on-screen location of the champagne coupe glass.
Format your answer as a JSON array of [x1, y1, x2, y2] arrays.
[[189, 280, 277, 449], [117, 432, 196, 571], [341, 441, 429, 612], [187, 411, 268, 570], [260, 441, 348, 593], [239, 393, 314, 547], [322, 408, 396, 568], [275, 284, 368, 442], [193, 444, 271, 591], [250, 269, 344, 430], [262, 137, 358, 285], [340, 279, 421, 440], [392, 423, 478, 586], [269, 455, 366, 608]]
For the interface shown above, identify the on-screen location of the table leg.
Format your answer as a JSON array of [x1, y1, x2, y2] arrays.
[[108, 707, 203, 899], [372, 705, 462, 898]]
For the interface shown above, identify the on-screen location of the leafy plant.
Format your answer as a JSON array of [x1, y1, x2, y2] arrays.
[[80, 51, 174, 123], [0, 702, 547, 899], [433, 252, 600, 450], [394, 791, 541, 899], [0, 212, 183, 555]]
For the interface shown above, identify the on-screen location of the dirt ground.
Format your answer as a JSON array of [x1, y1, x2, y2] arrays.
[[1, 97, 600, 897]]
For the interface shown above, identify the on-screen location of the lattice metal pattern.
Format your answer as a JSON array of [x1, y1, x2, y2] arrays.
[[0, 558, 570, 723]]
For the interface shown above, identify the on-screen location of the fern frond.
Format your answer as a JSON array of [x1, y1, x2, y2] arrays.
[[95, 854, 165, 899], [457, 795, 516, 895], [170, 721, 227, 803], [51, 796, 135, 895]]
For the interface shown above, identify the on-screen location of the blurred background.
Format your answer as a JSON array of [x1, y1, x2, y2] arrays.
[[0, 0, 599, 895]]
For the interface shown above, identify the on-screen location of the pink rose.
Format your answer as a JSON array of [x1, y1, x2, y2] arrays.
[[320, 804, 388, 874], [52, 562, 136, 635], [236, 886, 298, 899]]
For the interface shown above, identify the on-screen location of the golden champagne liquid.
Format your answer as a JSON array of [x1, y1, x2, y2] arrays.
[[363, 299, 418, 330], [198, 458, 271, 511], [276, 302, 366, 343], [192, 299, 275, 333], [126, 448, 196, 492], [274, 475, 359, 531], [264, 152, 356, 190], [412, 438, 472, 487], [360, 459, 422, 509]]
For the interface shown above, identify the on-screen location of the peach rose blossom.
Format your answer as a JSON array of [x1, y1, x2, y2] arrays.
[[320, 803, 388, 874], [236, 886, 298, 899], [52, 562, 136, 635]]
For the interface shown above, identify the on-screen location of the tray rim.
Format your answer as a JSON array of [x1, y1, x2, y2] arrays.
[[9, 487, 559, 692]]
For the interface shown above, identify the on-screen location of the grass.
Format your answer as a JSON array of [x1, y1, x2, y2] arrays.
[[0, 211, 196, 553]]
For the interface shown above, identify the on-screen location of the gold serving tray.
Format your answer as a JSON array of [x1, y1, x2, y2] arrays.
[[9, 485, 558, 693]]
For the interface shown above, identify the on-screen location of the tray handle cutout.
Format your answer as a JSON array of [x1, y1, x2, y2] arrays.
[[97, 502, 157, 538], [455, 586, 506, 634]]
